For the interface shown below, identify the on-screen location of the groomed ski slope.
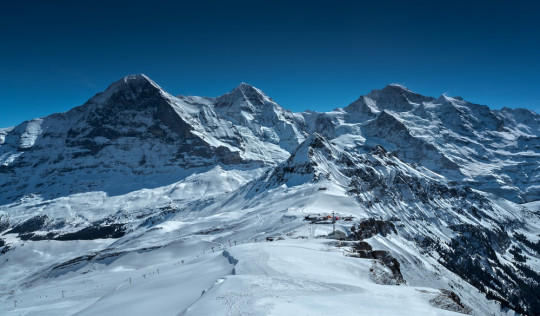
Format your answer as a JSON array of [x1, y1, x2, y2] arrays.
[[3, 237, 474, 316], [181, 240, 465, 316]]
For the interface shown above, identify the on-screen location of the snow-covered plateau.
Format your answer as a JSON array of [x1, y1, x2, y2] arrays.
[[0, 74, 539, 315]]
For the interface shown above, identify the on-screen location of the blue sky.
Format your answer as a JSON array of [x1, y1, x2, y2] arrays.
[[1, 0, 539, 127]]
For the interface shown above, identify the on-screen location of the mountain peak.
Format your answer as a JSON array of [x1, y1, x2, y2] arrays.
[[122, 73, 152, 82], [288, 132, 338, 166], [216, 82, 269, 109], [303, 132, 328, 149], [230, 82, 266, 98], [383, 83, 410, 91], [371, 84, 422, 98], [88, 74, 165, 106], [111, 73, 161, 92], [236, 82, 258, 90], [361, 84, 435, 112]]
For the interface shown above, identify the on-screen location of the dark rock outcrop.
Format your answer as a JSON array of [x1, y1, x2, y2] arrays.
[[55, 224, 126, 241], [6, 215, 49, 234], [350, 218, 397, 240]]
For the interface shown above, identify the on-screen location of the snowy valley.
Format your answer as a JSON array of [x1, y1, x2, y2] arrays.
[[0, 75, 539, 315]]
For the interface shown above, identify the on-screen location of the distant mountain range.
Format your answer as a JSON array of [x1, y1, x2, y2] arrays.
[[0, 75, 538, 315], [1, 75, 538, 204]]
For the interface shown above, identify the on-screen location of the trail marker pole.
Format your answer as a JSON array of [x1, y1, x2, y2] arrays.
[[332, 211, 336, 234]]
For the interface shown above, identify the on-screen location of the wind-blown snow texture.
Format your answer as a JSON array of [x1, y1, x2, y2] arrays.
[[1, 75, 539, 315]]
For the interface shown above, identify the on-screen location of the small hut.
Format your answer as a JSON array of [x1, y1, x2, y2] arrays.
[[327, 230, 347, 240]]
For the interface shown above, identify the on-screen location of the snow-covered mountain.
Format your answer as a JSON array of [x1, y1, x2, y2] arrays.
[[303, 84, 540, 203], [1, 75, 539, 315], [0, 75, 304, 203]]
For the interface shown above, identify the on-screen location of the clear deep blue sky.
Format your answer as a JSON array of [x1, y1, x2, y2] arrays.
[[1, 0, 539, 127]]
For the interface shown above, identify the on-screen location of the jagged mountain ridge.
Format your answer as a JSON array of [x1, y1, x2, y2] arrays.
[[0, 75, 305, 203], [1, 75, 538, 204], [301, 84, 540, 202]]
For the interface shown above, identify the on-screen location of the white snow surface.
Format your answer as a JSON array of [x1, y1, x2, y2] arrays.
[[0, 75, 539, 315], [0, 168, 531, 315]]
